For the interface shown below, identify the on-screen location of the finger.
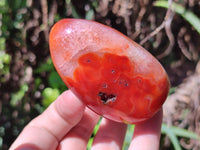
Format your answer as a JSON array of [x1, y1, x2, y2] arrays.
[[58, 108, 100, 149], [128, 109, 163, 150], [10, 90, 86, 150], [91, 118, 127, 150]]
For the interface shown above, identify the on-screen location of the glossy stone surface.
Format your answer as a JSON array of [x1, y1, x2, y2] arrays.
[[49, 19, 170, 124]]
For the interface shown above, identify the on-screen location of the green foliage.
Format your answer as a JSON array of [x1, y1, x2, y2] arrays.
[[0, 37, 6, 50], [0, 1, 68, 148], [87, 118, 102, 150], [169, 87, 176, 95], [34, 57, 67, 108], [0, 37, 11, 82], [123, 124, 135, 150], [154, 0, 200, 34], [65, 0, 94, 20], [34, 58, 54, 73], [42, 87, 60, 108], [85, 9, 94, 20], [48, 72, 66, 89], [35, 57, 67, 92], [10, 83, 29, 107], [161, 123, 200, 150], [0, 51, 11, 80], [0, 126, 5, 149]]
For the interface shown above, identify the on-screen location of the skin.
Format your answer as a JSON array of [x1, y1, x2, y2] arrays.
[[10, 90, 163, 150]]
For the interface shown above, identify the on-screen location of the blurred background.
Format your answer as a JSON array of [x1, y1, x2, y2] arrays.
[[0, 0, 200, 149]]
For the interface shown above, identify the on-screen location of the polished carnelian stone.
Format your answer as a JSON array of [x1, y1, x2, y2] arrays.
[[49, 19, 170, 124]]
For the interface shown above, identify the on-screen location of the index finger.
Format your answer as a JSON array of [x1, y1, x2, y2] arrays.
[[10, 90, 86, 150]]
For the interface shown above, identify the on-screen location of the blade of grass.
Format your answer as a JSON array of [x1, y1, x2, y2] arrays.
[[154, 1, 200, 34], [162, 123, 200, 140], [161, 124, 182, 150], [87, 118, 102, 150], [123, 124, 135, 150], [85, 9, 94, 20]]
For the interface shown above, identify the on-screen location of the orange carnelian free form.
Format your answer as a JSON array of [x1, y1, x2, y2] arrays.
[[49, 19, 170, 124]]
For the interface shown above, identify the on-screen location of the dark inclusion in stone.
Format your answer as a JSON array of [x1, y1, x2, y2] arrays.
[[119, 79, 129, 87], [86, 59, 91, 63], [98, 92, 116, 104]]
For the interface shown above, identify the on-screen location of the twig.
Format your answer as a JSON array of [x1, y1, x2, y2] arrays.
[[140, 0, 174, 45], [131, 0, 148, 39], [177, 27, 193, 60], [41, 0, 48, 42], [112, 0, 132, 36], [48, 0, 57, 27], [157, 10, 175, 59]]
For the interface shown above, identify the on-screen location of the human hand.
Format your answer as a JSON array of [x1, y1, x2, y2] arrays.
[[10, 90, 163, 150]]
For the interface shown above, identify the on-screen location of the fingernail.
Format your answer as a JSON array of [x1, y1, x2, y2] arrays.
[[15, 144, 40, 150], [16, 147, 35, 150]]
